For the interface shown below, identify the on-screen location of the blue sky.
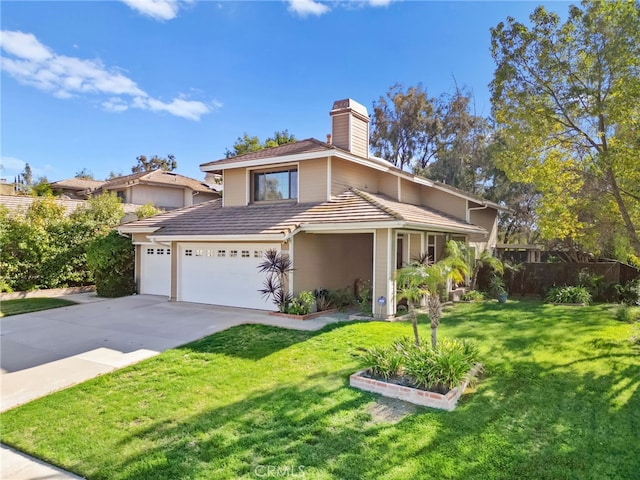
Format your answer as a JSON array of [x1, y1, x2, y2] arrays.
[[1, 0, 569, 184]]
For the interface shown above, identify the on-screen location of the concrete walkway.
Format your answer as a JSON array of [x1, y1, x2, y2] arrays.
[[1, 294, 351, 479]]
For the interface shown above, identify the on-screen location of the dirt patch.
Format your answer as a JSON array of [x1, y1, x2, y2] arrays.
[[365, 396, 419, 424]]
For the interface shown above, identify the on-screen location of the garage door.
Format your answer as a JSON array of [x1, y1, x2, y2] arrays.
[[177, 243, 278, 310], [139, 244, 171, 296]]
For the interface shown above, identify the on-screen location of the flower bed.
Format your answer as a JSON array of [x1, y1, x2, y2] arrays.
[[350, 363, 483, 411]]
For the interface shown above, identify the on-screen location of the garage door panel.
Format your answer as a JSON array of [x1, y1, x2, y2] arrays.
[[140, 245, 171, 296], [178, 243, 277, 310]]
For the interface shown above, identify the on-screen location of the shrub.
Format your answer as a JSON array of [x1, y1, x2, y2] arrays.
[[287, 291, 315, 315], [360, 337, 479, 392], [616, 280, 640, 306], [328, 287, 356, 310], [313, 288, 333, 311], [461, 290, 485, 302], [86, 231, 135, 297], [545, 285, 592, 305], [360, 345, 403, 380]]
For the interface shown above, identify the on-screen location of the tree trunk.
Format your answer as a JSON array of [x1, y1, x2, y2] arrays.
[[431, 327, 437, 349], [606, 166, 640, 257], [410, 303, 420, 347]]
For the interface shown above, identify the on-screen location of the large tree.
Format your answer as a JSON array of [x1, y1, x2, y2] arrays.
[[491, 0, 640, 260], [225, 130, 296, 158], [131, 154, 177, 173], [370, 83, 439, 171]]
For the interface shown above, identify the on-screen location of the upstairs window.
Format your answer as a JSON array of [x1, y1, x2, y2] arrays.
[[253, 168, 298, 202]]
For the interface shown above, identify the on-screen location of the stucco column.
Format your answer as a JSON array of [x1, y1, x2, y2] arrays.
[[373, 228, 396, 319]]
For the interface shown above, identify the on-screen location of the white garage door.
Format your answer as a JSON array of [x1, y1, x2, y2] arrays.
[[177, 243, 278, 310], [139, 244, 171, 296]]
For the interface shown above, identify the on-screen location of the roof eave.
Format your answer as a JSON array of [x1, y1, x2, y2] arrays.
[[148, 233, 288, 242]]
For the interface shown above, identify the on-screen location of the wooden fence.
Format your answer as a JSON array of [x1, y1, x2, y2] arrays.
[[478, 262, 640, 297]]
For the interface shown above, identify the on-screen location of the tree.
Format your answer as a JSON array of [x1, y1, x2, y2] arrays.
[[107, 170, 123, 180], [21, 163, 33, 186], [135, 202, 164, 219], [75, 168, 95, 180], [131, 154, 177, 173], [258, 249, 293, 312], [396, 241, 468, 348], [370, 83, 440, 171], [491, 0, 640, 259], [32, 176, 53, 197], [86, 230, 135, 297], [225, 130, 297, 158]]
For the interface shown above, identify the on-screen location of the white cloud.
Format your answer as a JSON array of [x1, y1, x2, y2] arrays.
[[120, 0, 180, 21], [0, 156, 26, 174], [287, 0, 331, 17], [0, 30, 216, 121], [367, 0, 393, 6]]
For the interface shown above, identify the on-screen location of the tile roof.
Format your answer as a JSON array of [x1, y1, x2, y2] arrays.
[[98, 170, 216, 194], [200, 138, 334, 168], [50, 178, 105, 190], [0, 195, 139, 217], [120, 188, 485, 238]]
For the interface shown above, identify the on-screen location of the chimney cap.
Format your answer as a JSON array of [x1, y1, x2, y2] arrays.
[[330, 98, 368, 119]]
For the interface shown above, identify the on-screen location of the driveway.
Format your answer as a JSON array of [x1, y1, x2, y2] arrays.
[[0, 294, 347, 412]]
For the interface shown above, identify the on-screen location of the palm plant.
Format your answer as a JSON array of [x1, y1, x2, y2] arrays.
[[470, 249, 504, 290], [396, 240, 469, 348], [257, 249, 293, 312]]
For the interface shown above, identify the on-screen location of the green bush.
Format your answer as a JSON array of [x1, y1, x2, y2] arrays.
[[86, 231, 135, 297], [360, 337, 479, 392], [461, 290, 485, 302], [615, 279, 640, 306], [545, 285, 592, 305], [287, 291, 315, 315], [328, 287, 356, 309]]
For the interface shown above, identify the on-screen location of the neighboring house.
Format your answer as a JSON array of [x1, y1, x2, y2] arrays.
[[50, 170, 220, 210], [92, 170, 219, 209], [0, 194, 139, 220], [119, 99, 508, 316], [49, 178, 106, 199]]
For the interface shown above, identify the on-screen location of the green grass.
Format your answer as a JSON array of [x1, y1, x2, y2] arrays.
[[0, 297, 76, 317], [1, 300, 638, 479]]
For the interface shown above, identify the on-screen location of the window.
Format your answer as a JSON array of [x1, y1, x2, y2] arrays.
[[241, 250, 250, 258], [206, 249, 213, 257], [254, 250, 263, 258], [230, 250, 238, 257], [217, 250, 226, 257], [157, 248, 164, 255], [185, 249, 193, 256], [427, 235, 436, 262], [147, 248, 154, 255], [195, 249, 204, 256], [167, 249, 171, 255], [253, 168, 297, 201], [116, 191, 126, 201]]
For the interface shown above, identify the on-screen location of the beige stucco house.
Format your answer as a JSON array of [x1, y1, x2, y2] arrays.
[[119, 99, 506, 316], [51, 170, 219, 210]]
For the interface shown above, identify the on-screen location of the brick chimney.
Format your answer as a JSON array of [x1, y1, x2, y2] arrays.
[[330, 99, 369, 158]]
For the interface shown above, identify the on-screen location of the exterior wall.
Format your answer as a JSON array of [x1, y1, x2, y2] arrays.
[[130, 185, 184, 208], [331, 158, 378, 196], [331, 114, 350, 152], [350, 117, 369, 158], [400, 179, 421, 205], [469, 207, 497, 244], [183, 189, 193, 207], [132, 232, 151, 243], [374, 228, 394, 318], [378, 174, 398, 199], [193, 192, 220, 204], [292, 232, 373, 294], [223, 168, 247, 206], [409, 233, 422, 260], [421, 188, 467, 218], [299, 158, 329, 203]]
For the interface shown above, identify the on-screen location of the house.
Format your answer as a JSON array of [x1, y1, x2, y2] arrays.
[[119, 99, 507, 316], [51, 170, 220, 210]]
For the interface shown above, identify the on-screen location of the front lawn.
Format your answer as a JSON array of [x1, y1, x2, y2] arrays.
[[1, 300, 638, 479], [0, 297, 76, 317]]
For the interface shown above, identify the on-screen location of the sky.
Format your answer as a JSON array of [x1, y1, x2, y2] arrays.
[[1, 0, 570, 184]]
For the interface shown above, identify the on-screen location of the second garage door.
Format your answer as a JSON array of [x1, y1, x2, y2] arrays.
[[177, 243, 279, 310]]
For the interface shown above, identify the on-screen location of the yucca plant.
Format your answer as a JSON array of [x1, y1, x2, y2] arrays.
[[258, 249, 293, 312]]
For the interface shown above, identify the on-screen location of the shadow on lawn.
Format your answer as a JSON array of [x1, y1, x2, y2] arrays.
[[175, 322, 357, 361], [99, 357, 639, 480]]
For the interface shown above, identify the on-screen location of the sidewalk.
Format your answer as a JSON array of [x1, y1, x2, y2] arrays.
[[1, 445, 84, 479]]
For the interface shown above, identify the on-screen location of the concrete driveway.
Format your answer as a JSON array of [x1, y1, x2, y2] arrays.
[[1, 294, 352, 479], [0, 294, 346, 412]]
